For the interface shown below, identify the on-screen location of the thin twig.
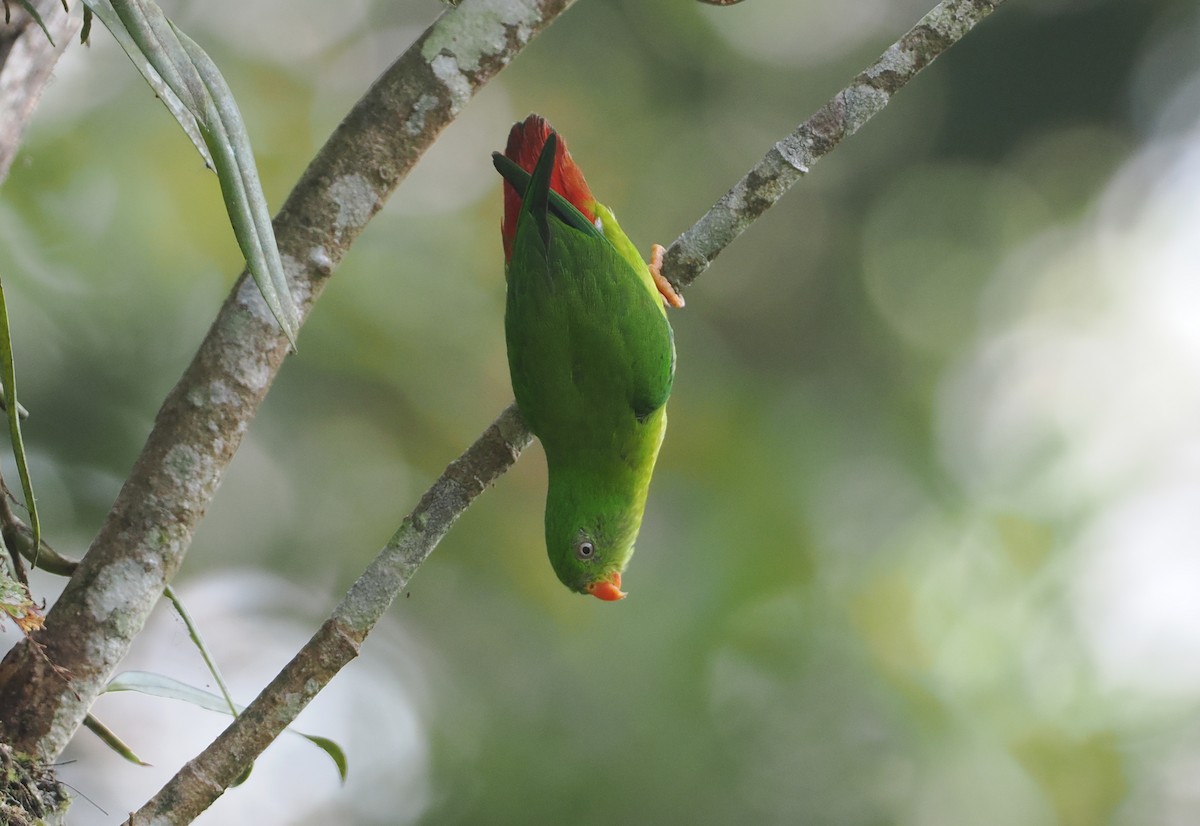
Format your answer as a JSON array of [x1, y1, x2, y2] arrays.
[[130, 0, 1007, 820], [664, 0, 1006, 291]]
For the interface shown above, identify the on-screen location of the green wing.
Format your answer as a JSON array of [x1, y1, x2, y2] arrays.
[[502, 137, 674, 451]]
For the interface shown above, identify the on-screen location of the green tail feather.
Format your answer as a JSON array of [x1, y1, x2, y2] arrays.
[[525, 132, 555, 247]]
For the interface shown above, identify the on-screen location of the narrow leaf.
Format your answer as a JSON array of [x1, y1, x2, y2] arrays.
[[79, 0, 300, 344], [106, 671, 348, 781], [298, 735, 348, 782], [107, 670, 233, 712], [79, 1, 212, 166], [82, 713, 151, 766], [173, 24, 300, 344], [12, 0, 55, 45], [163, 584, 238, 717], [0, 274, 40, 568]]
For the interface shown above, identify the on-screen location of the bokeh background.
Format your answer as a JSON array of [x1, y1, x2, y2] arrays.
[[3, 0, 1200, 822]]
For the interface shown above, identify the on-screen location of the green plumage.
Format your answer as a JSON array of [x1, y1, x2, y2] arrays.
[[494, 132, 674, 599]]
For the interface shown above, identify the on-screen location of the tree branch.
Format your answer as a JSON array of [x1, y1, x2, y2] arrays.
[[129, 0, 1007, 820], [0, 0, 577, 763], [0, 0, 81, 184], [664, 0, 1005, 290], [129, 405, 531, 824]]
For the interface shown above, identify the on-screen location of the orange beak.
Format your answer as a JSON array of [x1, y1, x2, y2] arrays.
[[585, 571, 627, 602]]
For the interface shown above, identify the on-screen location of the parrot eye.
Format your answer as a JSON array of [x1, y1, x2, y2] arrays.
[[575, 540, 596, 561]]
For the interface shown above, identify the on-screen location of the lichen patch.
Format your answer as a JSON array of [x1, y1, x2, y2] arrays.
[[329, 173, 379, 236], [85, 558, 163, 626], [421, 0, 538, 71], [405, 94, 440, 136], [430, 54, 473, 113]]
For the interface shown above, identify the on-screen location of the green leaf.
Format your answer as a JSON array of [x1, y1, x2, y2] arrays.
[[163, 584, 238, 717], [9, 0, 56, 46], [81, 1, 211, 166], [298, 735, 348, 781], [79, 0, 301, 346], [107, 670, 235, 713], [0, 274, 40, 569], [82, 713, 151, 766], [106, 671, 349, 782], [172, 23, 301, 344]]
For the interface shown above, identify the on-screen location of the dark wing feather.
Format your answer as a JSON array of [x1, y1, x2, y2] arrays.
[[492, 150, 604, 241]]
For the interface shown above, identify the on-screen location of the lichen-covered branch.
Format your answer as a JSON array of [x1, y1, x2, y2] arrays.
[[662, 0, 1006, 290], [0, 0, 81, 184], [0, 0, 577, 763], [129, 405, 531, 824], [129, 0, 1008, 818]]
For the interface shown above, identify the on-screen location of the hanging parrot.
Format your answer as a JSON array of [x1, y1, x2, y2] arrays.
[[493, 115, 684, 602]]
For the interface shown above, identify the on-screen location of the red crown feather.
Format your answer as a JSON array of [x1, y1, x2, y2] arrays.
[[501, 115, 597, 262]]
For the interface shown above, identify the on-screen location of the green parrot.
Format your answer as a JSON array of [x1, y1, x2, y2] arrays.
[[493, 115, 683, 601]]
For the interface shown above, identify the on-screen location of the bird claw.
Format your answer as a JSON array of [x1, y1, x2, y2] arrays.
[[648, 244, 685, 309]]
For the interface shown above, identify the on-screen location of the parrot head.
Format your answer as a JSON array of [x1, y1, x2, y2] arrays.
[[544, 482, 643, 601]]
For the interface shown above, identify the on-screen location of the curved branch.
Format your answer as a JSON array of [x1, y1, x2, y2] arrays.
[[130, 0, 1008, 820], [0, 0, 577, 763], [130, 405, 531, 824]]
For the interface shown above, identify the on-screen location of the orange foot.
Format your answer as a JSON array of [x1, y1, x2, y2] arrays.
[[648, 244, 685, 309]]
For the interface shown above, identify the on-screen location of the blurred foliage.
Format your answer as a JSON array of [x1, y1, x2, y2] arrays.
[[4, 0, 1200, 823]]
